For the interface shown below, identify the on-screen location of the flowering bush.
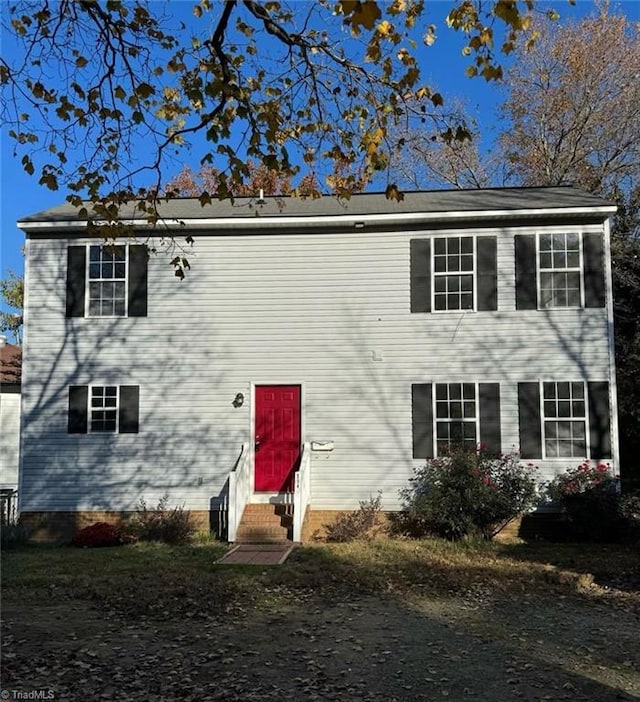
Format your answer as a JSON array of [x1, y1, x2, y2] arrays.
[[546, 462, 626, 542], [546, 461, 614, 501], [71, 522, 123, 548], [399, 445, 539, 540]]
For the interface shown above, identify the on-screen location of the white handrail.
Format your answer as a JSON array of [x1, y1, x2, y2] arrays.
[[293, 442, 311, 543], [227, 443, 250, 542]]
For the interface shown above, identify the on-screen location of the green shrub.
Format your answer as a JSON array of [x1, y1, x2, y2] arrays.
[[125, 495, 196, 545], [323, 492, 385, 542], [399, 446, 539, 541], [546, 462, 631, 542]]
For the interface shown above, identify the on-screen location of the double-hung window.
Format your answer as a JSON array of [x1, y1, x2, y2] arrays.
[[435, 382, 477, 451], [88, 245, 127, 317], [538, 233, 582, 308], [66, 244, 148, 318], [410, 235, 497, 313], [412, 382, 501, 458], [90, 386, 119, 432], [433, 237, 475, 311], [542, 381, 586, 458], [518, 380, 611, 460], [515, 231, 605, 310], [68, 385, 140, 434]]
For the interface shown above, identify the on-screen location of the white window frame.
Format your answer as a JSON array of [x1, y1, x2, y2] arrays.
[[89, 385, 120, 434], [431, 235, 476, 313], [540, 380, 589, 459], [536, 232, 584, 309], [433, 382, 479, 456], [86, 244, 129, 318]]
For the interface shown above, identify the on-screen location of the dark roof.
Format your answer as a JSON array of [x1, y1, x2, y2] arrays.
[[0, 342, 21, 386], [19, 186, 615, 224]]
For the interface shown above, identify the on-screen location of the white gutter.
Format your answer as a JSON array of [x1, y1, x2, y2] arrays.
[[17, 205, 617, 233]]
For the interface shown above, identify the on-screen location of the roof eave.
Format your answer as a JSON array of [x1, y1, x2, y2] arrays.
[[17, 204, 617, 234]]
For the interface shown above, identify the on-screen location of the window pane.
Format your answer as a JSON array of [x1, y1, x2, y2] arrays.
[[434, 239, 446, 255], [102, 262, 114, 278], [553, 251, 567, 268], [572, 401, 585, 416], [558, 401, 571, 418], [463, 401, 475, 418], [540, 235, 552, 251], [461, 293, 473, 309], [460, 275, 473, 292], [447, 294, 459, 309], [448, 276, 460, 292], [544, 401, 556, 417], [435, 384, 448, 401], [115, 262, 126, 278], [434, 277, 446, 293], [566, 233, 579, 249], [460, 255, 473, 272], [447, 255, 459, 272], [434, 295, 447, 311], [557, 382, 570, 399], [460, 237, 473, 254], [447, 238, 460, 254], [450, 402, 462, 419], [436, 402, 448, 419], [436, 422, 449, 440], [449, 385, 461, 400], [89, 263, 100, 278], [545, 439, 559, 458], [434, 256, 447, 273], [545, 422, 557, 439], [552, 233, 565, 249], [566, 251, 580, 267], [539, 252, 552, 269]]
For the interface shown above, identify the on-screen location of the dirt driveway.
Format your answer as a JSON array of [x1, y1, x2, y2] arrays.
[[2, 567, 639, 701]]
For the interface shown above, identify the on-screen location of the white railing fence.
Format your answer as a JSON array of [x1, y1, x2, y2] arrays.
[[227, 443, 250, 543], [293, 442, 311, 543]]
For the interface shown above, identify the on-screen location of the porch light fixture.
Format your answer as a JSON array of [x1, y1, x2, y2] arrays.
[[232, 393, 244, 408]]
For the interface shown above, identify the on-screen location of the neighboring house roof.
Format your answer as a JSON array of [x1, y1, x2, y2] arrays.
[[0, 340, 21, 388], [18, 186, 616, 231]]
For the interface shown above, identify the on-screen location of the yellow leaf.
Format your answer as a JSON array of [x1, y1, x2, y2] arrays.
[[377, 20, 393, 36]]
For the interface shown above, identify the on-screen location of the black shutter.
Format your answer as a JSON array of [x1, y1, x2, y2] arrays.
[[128, 245, 148, 317], [68, 386, 88, 433], [583, 233, 606, 308], [119, 386, 140, 434], [66, 246, 86, 318], [410, 239, 431, 313], [588, 381, 611, 459], [515, 235, 537, 310], [476, 236, 498, 311], [479, 383, 501, 456], [518, 382, 542, 459], [411, 384, 433, 458]]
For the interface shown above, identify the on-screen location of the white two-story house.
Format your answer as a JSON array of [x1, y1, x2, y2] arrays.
[[16, 186, 618, 542]]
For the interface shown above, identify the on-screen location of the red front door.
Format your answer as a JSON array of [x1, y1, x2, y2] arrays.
[[255, 385, 301, 492]]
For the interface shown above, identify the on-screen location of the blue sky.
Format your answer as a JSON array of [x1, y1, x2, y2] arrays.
[[2, 0, 639, 317]]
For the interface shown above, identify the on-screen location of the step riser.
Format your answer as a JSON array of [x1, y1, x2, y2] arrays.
[[235, 504, 294, 543]]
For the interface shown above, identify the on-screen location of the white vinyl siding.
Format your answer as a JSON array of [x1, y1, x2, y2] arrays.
[[19, 218, 615, 513]]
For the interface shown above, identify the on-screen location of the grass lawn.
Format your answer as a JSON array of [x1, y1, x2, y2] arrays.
[[2, 538, 639, 701]]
